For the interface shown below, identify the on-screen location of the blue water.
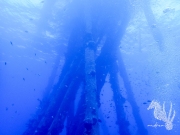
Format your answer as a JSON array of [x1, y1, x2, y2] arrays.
[[0, 0, 180, 135]]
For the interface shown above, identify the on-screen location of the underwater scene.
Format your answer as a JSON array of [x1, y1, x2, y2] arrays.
[[0, 0, 180, 135]]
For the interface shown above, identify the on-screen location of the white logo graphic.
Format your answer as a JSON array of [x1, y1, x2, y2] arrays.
[[147, 100, 175, 130]]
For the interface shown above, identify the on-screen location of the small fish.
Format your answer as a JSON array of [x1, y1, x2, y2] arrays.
[[24, 30, 28, 33], [156, 71, 159, 74], [12, 103, 14, 106], [26, 68, 28, 70], [10, 41, 13, 45], [147, 100, 152, 102], [6, 107, 8, 111], [98, 119, 102, 123], [143, 102, 147, 104], [23, 78, 25, 81], [35, 53, 36, 56], [37, 98, 41, 102], [163, 8, 172, 13], [5, 62, 7, 65]]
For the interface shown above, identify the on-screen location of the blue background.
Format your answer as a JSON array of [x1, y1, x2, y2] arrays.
[[0, 0, 180, 135]]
